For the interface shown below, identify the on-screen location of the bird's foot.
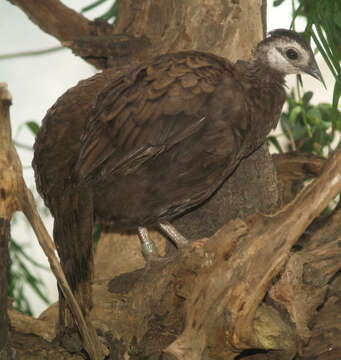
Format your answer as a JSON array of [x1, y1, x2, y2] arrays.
[[138, 226, 163, 261], [158, 221, 189, 248], [138, 223, 189, 268]]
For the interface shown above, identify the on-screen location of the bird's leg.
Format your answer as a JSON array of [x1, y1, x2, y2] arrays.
[[158, 221, 189, 248], [137, 226, 160, 260]]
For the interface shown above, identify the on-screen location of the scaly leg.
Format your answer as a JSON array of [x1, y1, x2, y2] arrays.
[[137, 226, 160, 260], [158, 221, 189, 248]]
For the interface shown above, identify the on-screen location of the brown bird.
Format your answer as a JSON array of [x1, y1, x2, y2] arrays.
[[33, 29, 323, 332]]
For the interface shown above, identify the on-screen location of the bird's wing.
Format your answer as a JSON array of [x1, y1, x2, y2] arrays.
[[75, 51, 234, 183]]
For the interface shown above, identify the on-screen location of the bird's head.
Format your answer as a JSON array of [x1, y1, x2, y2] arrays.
[[254, 29, 324, 84]]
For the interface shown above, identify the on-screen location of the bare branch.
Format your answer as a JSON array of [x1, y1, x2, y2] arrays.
[[166, 147, 341, 359], [273, 152, 325, 204], [0, 83, 16, 360], [10, 0, 97, 42], [0, 83, 107, 360], [9, 0, 118, 69]]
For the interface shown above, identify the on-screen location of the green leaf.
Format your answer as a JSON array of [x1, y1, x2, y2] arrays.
[[82, 0, 109, 13], [302, 91, 313, 105], [332, 81, 341, 130], [25, 121, 40, 136], [11, 240, 50, 270], [9, 234, 51, 314], [288, 105, 302, 124], [100, 0, 119, 22], [273, 0, 286, 7], [335, 11, 341, 29], [306, 108, 323, 127], [267, 136, 283, 153]]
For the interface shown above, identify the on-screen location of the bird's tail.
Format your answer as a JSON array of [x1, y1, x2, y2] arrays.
[[51, 188, 94, 333]]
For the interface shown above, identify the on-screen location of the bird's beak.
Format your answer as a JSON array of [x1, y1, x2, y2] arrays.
[[304, 60, 326, 89]]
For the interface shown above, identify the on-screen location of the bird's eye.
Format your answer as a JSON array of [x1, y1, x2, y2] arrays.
[[286, 49, 298, 60]]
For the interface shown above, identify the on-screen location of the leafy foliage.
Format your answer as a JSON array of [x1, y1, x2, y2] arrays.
[[81, 0, 119, 24], [9, 233, 50, 315], [274, 0, 341, 121], [25, 121, 40, 136], [269, 91, 341, 155], [7, 121, 51, 315], [271, 0, 341, 157]]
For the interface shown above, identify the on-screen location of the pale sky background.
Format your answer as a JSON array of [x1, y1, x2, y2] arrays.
[[0, 0, 335, 316]]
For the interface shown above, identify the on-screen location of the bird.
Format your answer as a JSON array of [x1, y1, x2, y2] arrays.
[[32, 29, 323, 333]]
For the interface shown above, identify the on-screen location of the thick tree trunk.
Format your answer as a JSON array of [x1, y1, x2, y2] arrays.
[[5, 1, 341, 360]]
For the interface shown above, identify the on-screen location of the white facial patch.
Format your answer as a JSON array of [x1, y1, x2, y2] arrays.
[[266, 40, 311, 75], [267, 47, 297, 73]]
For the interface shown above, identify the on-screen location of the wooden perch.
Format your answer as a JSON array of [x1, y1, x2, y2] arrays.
[[0, 83, 108, 360], [273, 152, 325, 204], [163, 148, 341, 359], [270, 205, 341, 347], [0, 82, 13, 360], [52, 149, 340, 360]]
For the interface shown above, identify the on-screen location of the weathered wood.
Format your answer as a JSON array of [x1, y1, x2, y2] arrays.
[[0, 82, 108, 359], [273, 152, 325, 204], [9, 0, 114, 69], [0, 218, 10, 360], [8, 146, 341, 360], [0, 83, 15, 360]]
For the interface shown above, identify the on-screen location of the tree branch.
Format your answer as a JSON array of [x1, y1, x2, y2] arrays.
[[9, 0, 122, 69], [165, 147, 341, 359], [0, 83, 107, 360], [10, 0, 97, 41], [7, 144, 341, 359], [0, 83, 16, 360], [273, 152, 325, 204]]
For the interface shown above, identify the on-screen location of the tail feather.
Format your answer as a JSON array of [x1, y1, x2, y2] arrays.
[[51, 188, 94, 332]]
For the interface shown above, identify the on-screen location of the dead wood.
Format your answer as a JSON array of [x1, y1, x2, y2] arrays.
[[273, 152, 325, 204], [301, 272, 341, 360], [9, 0, 144, 69], [0, 83, 108, 360], [8, 146, 341, 360], [0, 83, 13, 360], [272, 152, 325, 178]]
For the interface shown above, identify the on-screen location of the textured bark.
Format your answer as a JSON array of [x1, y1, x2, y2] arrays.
[[273, 152, 325, 204], [10, 0, 263, 70], [0, 219, 10, 360], [0, 81, 107, 359], [8, 148, 341, 360], [0, 84, 15, 360]]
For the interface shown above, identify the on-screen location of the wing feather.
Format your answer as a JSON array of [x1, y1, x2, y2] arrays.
[[75, 51, 235, 183]]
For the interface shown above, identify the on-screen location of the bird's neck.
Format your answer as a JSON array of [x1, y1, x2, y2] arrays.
[[235, 59, 286, 113], [236, 59, 286, 91], [234, 58, 287, 152]]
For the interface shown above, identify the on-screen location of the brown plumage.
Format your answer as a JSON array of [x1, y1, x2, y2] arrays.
[[33, 29, 323, 331]]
